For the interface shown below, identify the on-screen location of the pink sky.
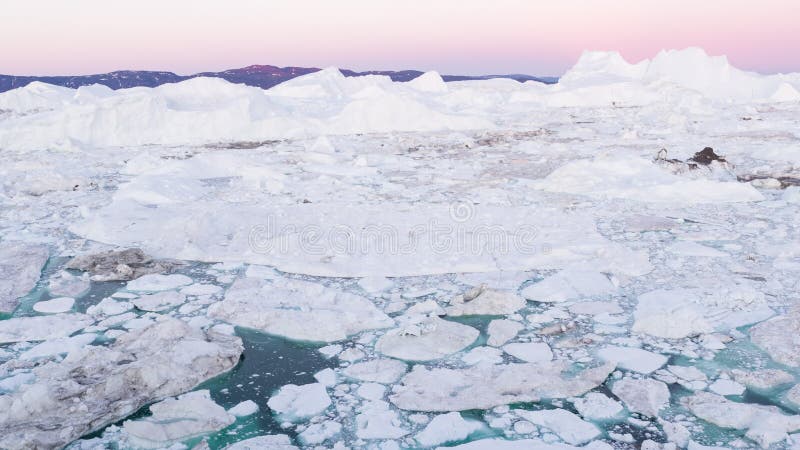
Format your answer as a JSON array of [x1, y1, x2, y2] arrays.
[[2, 0, 799, 76]]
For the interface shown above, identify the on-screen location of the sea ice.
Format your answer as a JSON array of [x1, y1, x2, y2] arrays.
[[229, 400, 259, 417], [0, 313, 92, 344], [123, 390, 235, 448], [0, 319, 242, 449], [355, 400, 409, 439], [446, 288, 525, 316], [31, 296, 75, 313], [0, 242, 48, 313], [267, 383, 331, 421], [299, 420, 342, 445], [390, 361, 615, 411], [683, 391, 800, 447], [596, 345, 667, 374], [572, 392, 624, 421], [521, 269, 616, 303], [750, 309, 800, 367], [125, 273, 193, 291], [225, 434, 299, 450], [342, 359, 408, 384], [514, 408, 601, 445], [487, 319, 523, 346], [132, 290, 187, 312], [375, 316, 479, 361], [208, 277, 393, 342], [633, 288, 774, 339], [502, 342, 553, 363], [19, 333, 96, 360], [611, 378, 670, 417], [415, 412, 484, 447]]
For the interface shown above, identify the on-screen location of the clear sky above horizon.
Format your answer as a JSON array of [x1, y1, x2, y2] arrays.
[[2, 0, 799, 76]]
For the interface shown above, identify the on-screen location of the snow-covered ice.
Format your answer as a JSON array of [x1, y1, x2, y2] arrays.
[[2, 46, 800, 449], [267, 383, 331, 421], [208, 277, 393, 342], [0, 242, 49, 313], [375, 316, 479, 361]]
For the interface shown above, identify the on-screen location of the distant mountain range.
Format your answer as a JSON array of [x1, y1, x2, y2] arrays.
[[0, 65, 558, 93]]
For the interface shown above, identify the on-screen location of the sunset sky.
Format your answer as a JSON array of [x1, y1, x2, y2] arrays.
[[2, 0, 799, 76]]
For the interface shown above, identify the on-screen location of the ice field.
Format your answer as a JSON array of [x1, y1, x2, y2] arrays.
[[1, 48, 800, 449]]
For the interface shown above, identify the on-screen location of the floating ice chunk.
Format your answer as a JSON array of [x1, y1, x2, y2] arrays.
[[536, 155, 764, 204], [358, 276, 394, 293], [180, 283, 223, 296], [343, 359, 408, 384], [376, 316, 478, 361], [244, 264, 279, 279], [0, 319, 243, 449], [208, 277, 393, 342], [439, 439, 614, 449], [267, 383, 331, 421], [783, 186, 800, 204], [568, 301, 623, 316], [133, 290, 187, 312], [750, 309, 800, 367], [225, 434, 299, 450], [318, 344, 342, 358], [299, 420, 342, 445], [667, 365, 707, 382], [731, 369, 794, 391], [32, 297, 74, 314], [0, 242, 49, 313], [20, 333, 96, 360], [633, 287, 773, 339], [487, 319, 523, 347], [503, 342, 553, 363], [123, 390, 235, 448], [668, 241, 727, 258], [515, 408, 601, 445], [391, 361, 615, 411], [48, 271, 90, 297], [683, 391, 800, 447], [611, 378, 670, 417], [573, 392, 624, 420], [709, 379, 745, 396], [229, 400, 259, 417], [415, 412, 483, 447], [0, 313, 92, 344], [126, 273, 192, 291], [356, 400, 409, 440], [357, 383, 387, 401], [462, 346, 504, 365], [0, 372, 34, 393], [313, 368, 337, 387], [597, 346, 667, 374], [406, 299, 447, 316], [686, 441, 730, 450], [447, 289, 525, 316], [521, 269, 616, 303]]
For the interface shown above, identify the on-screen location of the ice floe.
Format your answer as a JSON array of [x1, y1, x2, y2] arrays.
[[0, 319, 242, 449], [0, 242, 48, 313], [208, 277, 393, 342], [390, 361, 615, 411]]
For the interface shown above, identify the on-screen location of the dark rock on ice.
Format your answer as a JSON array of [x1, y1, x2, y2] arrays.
[[66, 248, 182, 282]]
